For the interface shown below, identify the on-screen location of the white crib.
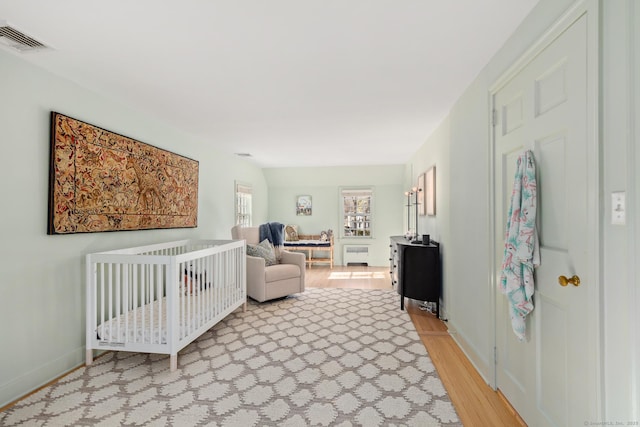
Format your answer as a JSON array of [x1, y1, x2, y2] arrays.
[[85, 239, 246, 371]]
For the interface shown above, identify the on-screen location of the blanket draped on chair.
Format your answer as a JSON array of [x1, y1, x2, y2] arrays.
[[259, 222, 285, 248]]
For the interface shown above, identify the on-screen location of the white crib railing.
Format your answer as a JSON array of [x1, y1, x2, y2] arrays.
[[86, 239, 246, 371]]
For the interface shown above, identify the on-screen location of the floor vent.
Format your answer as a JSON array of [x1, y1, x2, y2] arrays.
[[343, 245, 369, 266], [0, 21, 49, 52]]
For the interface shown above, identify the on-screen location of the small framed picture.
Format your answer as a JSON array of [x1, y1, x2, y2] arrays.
[[296, 195, 312, 216]]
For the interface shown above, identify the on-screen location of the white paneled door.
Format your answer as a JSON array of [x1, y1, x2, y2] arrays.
[[492, 5, 599, 427]]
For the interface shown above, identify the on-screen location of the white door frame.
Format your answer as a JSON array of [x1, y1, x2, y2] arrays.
[[626, 1, 640, 417], [487, 0, 602, 417]]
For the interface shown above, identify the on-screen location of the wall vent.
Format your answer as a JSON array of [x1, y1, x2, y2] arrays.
[[0, 21, 48, 52], [343, 245, 369, 266]]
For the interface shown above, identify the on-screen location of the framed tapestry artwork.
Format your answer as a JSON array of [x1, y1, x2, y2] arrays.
[[296, 195, 312, 216], [48, 112, 199, 234], [426, 165, 436, 216]]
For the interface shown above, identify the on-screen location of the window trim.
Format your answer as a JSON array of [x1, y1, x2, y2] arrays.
[[235, 181, 252, 226], [340, 186, 374, 238]]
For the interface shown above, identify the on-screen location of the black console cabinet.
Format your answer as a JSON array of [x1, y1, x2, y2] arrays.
[[389, 236, 440, 315]]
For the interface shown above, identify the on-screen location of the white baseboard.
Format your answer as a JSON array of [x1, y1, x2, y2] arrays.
[[0, 346, 84, 409]]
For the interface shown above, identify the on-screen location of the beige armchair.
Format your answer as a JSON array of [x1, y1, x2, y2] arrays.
[[231, 225, 306, 302]]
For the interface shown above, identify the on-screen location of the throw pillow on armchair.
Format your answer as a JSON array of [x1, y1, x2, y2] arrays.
[[246, 239, 277, 266]]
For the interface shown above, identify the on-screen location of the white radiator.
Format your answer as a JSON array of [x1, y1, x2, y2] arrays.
[[343, 245, 369, 265]]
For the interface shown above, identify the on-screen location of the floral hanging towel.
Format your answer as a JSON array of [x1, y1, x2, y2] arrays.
[[500, 150, 540, 341]]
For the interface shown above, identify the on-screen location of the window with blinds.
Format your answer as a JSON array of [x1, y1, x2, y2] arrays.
[[235, 182, 252, 226], [341, 187, 373, 237]]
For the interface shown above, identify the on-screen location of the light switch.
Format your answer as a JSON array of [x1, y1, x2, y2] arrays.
[[611, 191, 626, 225]]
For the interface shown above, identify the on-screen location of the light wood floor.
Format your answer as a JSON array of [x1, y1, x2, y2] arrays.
[[306, 265, 526, 427]]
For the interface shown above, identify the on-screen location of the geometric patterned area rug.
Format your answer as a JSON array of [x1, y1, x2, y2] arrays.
[[0, 288, 461, 426]]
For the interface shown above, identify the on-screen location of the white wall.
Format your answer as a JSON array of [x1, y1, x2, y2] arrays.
[[633, 1, 640, 417], [408, 0, 639, 419], [429, 0, 580, 383], [601, 0, 640, 419], [263, 165, 405, 266], [0, 50, 268, 407]]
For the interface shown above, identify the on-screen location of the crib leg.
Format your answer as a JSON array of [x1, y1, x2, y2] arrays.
[[170, 354, 178, 372], [243, 299, 247, 312], [86, 349, 93, 366]]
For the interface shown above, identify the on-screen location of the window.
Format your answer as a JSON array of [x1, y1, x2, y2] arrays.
[[341, 187, 373, 237], [235, 182, 252, 226]]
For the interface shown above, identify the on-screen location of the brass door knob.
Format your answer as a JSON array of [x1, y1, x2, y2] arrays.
[[558, 275, 581, 287]]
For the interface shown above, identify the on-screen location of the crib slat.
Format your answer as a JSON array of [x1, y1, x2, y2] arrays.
[[141, 264, 146, 344], [149, 265, 154, 344], [208, 255, 212, 316], [123, 264, 129, 343], [187, 259, 191, 334], [180, 260, 186, 338], [156, 263, 162, 345], [196, 256, 202, 330], [108, 265, 113, 342], [131, 264, 137, 344], [214, 254, 220, 316], [99, 264, 105, 342]]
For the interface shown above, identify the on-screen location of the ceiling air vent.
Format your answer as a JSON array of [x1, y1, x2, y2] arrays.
[[0, 20, 48, 52]]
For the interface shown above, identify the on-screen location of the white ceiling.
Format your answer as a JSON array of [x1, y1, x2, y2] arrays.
[[0, 0, 538, 168]]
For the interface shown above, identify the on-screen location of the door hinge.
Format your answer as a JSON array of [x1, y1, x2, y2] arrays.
[[494, 346, 498, 365], [492, 109, 498, 126]]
